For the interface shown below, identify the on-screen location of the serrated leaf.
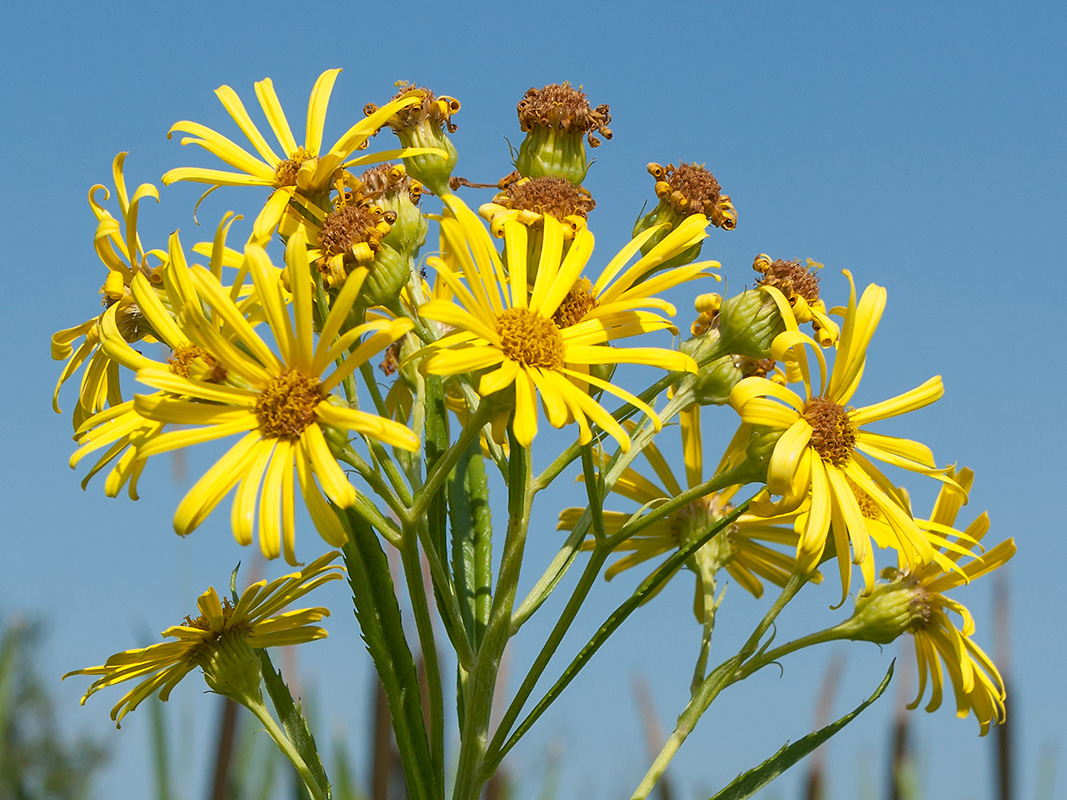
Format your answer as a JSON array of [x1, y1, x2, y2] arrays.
[[341, 508, 438, 800], [258, 648, 332, 798], [708, 661, 895, 800]]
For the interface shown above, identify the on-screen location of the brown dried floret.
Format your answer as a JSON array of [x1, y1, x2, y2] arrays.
[[517, 83, 612, 147]]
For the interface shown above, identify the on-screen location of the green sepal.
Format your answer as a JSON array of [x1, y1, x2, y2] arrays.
[[257, 649, 332, 800], [707, 661, 895, 800], [341, 508, 438, 800]]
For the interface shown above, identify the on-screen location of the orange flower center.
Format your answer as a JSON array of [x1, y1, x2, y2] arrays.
[[255, 369, 323, 440], [496, 307, 565, 369], [802, 396, 857, 466]]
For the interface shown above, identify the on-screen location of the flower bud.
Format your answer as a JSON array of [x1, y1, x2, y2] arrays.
[[514, 83, 612, 185], [359, 163, 428, 262], [361, 244, 414, 309]]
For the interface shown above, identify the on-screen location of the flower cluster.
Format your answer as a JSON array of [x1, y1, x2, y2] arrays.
[[55, 70, 1013, 776]]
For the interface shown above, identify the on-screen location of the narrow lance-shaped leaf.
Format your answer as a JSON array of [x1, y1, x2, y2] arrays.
[[708, 661, 895, 800]]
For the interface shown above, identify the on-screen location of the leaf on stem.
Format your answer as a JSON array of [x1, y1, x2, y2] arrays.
[[706, 661, 895, 800]]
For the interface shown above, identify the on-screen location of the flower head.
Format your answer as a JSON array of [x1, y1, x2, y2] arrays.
[[730, 271, 963, 601], [419, 196, 707, 451], [513, 82, 612, 184], [753, 254, 839, 346], [162, 69, 425, 241], [65, 552, 343, 726], [846, 469, 1014, 735], [91, 227, 417, 562], [365, 83, 459, 195], [52, 153, 164, 428]]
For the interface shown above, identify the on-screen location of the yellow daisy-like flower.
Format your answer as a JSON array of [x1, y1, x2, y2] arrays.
[[52, 153, 164, 428], [162, 69, 425, 241], [69, 230, 237, 500], [849, 469, 1014, 735], [729, 271, 961, 600], [419, 196, 706, 451], [111, 227, 418, 562], [65, 552, 343, 727], [561, 408, 813, 616]]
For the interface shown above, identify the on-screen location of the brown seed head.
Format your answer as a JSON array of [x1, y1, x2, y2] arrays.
[[499, 176, 596, 220], [755, 256, 822, 305], [552, 277, 599, 328], [365, 82, 460, 133], [318, 203, 395, 261], [517, 83, 612, 147]]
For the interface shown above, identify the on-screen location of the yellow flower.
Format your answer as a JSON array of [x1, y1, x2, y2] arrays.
[[65, 552, 343, 726], [419, 196, 705, 451], [69, 230, 236, 500], [108, 227, 418, 562], [729, 271, 961, 600], [848, 469, 1014, 735], [51, 153, 164, 428], [162, 69, 425, 241], [560, 408, 814, 617]]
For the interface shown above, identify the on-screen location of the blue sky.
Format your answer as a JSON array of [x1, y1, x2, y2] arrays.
[[2, 2, 1065, 798]]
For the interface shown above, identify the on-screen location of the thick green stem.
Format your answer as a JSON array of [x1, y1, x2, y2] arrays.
[[451, 436, 532, 800], [410, 400, 493, 522], [243, 695, 328, 800]]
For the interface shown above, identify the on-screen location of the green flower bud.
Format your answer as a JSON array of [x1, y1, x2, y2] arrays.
[[361, 244, 413, 309], [514, 83, 612, 185]]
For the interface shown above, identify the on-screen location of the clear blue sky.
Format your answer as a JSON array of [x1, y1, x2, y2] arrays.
[[2, 2, 1064, 798]]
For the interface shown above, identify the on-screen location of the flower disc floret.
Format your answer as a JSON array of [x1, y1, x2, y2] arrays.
[[273, 146, 318, 188], [802, 396, 857, 466], [552, 277, 599, 328], [496, 308, 565, 368], [254, 369, 324, 440]]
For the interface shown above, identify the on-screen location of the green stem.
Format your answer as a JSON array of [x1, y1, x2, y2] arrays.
[[410, 400, 493, 522], [400, 522, 445, 785], [630, 572, 807, 800], [243, 695, 328, 800], [451, 435, 532, 800], [486, 500, 751, 770]]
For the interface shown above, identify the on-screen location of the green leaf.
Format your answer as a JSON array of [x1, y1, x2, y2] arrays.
[[341, 508, 439, 800], [707, 661, 895, 800], [258, 649, 332, 799]]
